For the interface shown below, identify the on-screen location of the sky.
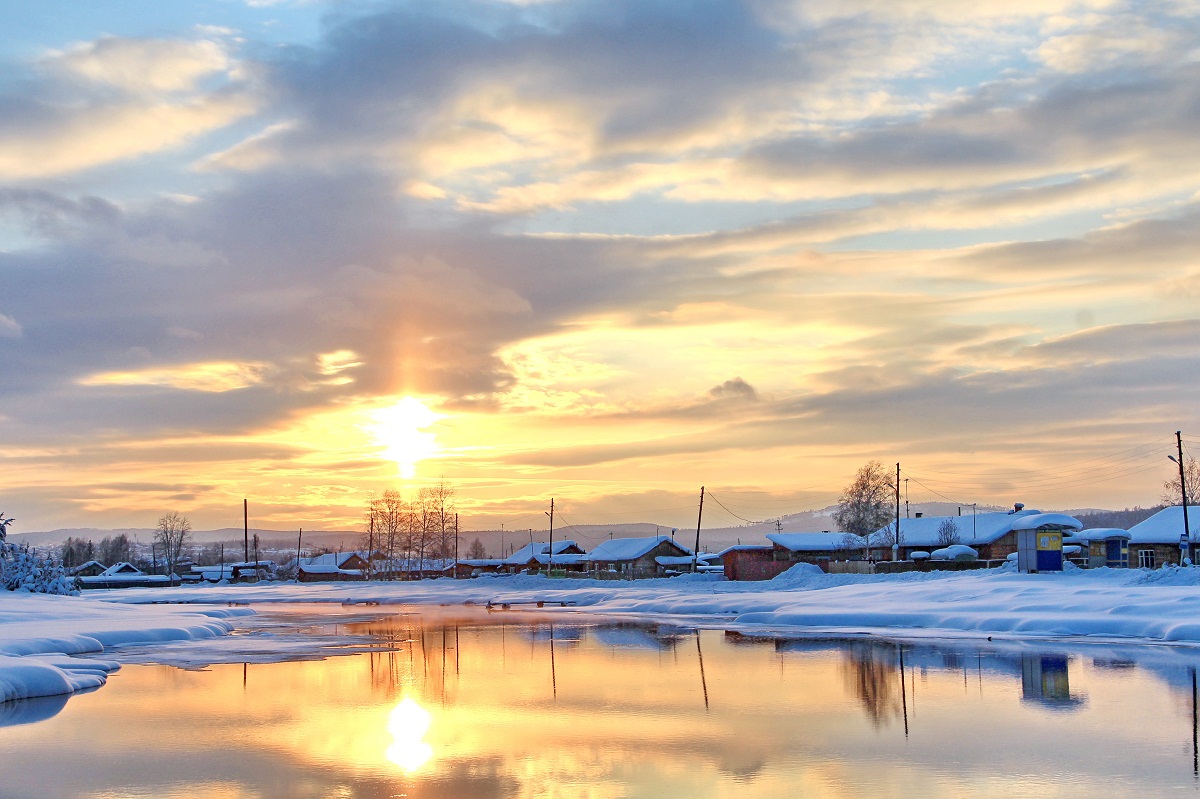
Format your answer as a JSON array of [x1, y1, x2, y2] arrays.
[[2, 0, 1199, 534]]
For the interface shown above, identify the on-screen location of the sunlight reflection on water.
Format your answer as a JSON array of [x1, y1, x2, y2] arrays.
[[387, 696, 433, 772]]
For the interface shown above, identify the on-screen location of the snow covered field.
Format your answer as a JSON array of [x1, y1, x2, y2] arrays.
[[6, 563, 1200, 705]]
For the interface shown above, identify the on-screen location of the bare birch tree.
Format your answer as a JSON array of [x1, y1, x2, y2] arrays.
[[154, 512, 192, 576]]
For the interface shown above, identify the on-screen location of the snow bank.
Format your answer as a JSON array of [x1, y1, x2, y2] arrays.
[[0, 592, 251, 703]]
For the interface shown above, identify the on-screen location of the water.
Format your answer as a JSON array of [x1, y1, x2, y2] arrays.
[[2, 605, 1199, 798]]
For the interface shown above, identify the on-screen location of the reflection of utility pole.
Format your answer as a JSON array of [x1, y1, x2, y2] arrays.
[[898, 644, 909, 739], [549, 623, 557, 700], [1192, 667, 1198, 777], [695, 630, 709, 710]]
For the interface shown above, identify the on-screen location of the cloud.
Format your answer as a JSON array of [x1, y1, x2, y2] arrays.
[[51, 36, 232, 93], [709, 377, 759, 401], [0, 35, 254, 179], [77, 361, 274, 392], [0, 313, 21, 338]]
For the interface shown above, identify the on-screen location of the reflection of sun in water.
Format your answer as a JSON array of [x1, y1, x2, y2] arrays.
[[372, 397, 442, 478], [387, 696, 433, 772]]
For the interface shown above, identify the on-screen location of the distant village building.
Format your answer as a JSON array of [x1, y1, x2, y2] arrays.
[[503, 541, 586, 574], [297, 551, 371, 582], [585, 536, 692, 578], [77, 562, 175, 589], [68, 560, 107, 578], [721, 505, 1085, 580]]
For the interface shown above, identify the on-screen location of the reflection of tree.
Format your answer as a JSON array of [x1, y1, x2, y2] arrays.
[[841, 643, 901, 726]]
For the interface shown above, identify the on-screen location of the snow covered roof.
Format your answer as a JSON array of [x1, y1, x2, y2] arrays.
[[100, 562, 144, 577], [531, 552, 587, 566], [654, 555, 696, 567], [717, 544, 772, 557], [1009, 513, 1084, 532], [586, 536, 690, 562], [67, 560, 106, 576], [767, 532, 850, 552], [1128, 506, 1200, 544], [504, 540, 581, 565], [1075, 527, 1131, 541], [871, 509, 1082, 547], [303, 552, 367, 569], [298, 564, 363, 575]]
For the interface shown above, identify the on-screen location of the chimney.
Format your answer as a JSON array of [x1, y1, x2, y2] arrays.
[[1010, 502, 1025, 514], [914, 512, 923, 518]]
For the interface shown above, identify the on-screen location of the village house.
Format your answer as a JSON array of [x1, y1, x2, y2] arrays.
[[502, 541, 586, 574], [1126, 506, 1200, 568], [67, 560, 107, 578], [77, 562, 175, 589], [585, 536, 692, 578], [297, 551, 372, 582]]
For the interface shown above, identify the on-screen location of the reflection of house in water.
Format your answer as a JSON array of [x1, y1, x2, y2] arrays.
[[1020, 655, 1086, 709]]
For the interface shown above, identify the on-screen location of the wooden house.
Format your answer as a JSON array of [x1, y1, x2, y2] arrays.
[[1127, 506, 1199, 568], [585, 536, 692, 578]]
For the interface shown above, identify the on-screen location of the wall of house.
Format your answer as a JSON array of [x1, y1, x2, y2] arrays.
[[1130, 544, 1186, 568], [724, 550, 792, 581]]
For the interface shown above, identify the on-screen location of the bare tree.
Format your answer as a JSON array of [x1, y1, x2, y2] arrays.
[[936, 518, 961, 547], [1162, 457, 1200, 506], [98, 534, 132, 565], [834, 461, 895, 559], [421, 479, 456, 559], [155, 512, 192, 576]]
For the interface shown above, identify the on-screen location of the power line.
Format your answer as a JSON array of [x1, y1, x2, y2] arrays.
[[705, 492, 758, 524]]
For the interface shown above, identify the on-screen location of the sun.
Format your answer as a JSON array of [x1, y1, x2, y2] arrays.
[[372, 397, 442, 478]]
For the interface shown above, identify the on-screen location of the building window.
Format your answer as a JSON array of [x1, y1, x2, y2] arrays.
[[1138, 549, 1155, 569]]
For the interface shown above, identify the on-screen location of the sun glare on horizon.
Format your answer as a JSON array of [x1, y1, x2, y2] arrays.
[[372, 397, 443, 478]]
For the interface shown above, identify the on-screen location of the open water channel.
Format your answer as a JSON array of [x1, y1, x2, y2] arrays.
[[1, 604, 1199, 798]]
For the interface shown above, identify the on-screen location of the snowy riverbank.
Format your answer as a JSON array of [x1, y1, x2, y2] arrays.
[[6, 564, 1200, 704], [0, 593, 251, 702]]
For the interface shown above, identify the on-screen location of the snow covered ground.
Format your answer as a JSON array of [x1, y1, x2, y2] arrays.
[[7, 563, 1200, 705]]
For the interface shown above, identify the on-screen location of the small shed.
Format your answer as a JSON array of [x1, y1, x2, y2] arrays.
[[1013, 513, 1082, 573], [68, 560, 107, 578]]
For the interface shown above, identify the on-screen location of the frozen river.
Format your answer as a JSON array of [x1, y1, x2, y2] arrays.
[[2, 604, 1199, 798]]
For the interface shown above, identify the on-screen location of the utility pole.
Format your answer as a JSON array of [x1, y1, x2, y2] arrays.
[[243, 499, 249, 563], [454, 513, 459, 579], [545, 499, 554, 574], [693, 486, 705, 572], [296, 529, 302, 577], [895, 463, 902, 556], [905, 478, 910, 518], [1178, 431, 1193, 555]]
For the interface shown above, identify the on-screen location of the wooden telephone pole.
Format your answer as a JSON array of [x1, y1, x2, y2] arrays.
[[693, 486, 705, 572]]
